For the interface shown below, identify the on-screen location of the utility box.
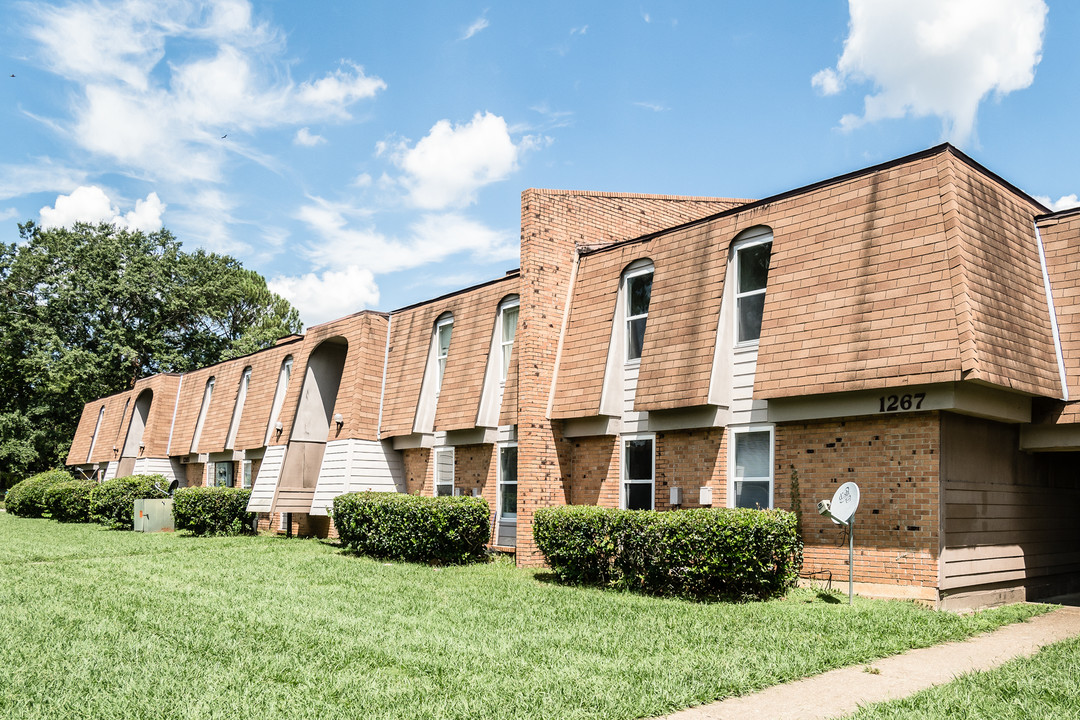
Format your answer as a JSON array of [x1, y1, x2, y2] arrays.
[[134, 499, 174, 533], [699, 487, 713, 506], [669, 486, 682, 505]]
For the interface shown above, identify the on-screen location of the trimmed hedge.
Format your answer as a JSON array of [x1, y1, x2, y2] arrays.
[[90, 474, 167, 530], [43, 479, 97, 523], [4, 469, 74, 518], [533, 506, 803, 601], [332, 492, 490, 564], [173, 487, 255, 536]]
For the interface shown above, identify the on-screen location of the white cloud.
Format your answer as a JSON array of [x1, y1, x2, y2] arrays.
[[570, 25, 588, 35], [814, 0, 1047, 146], [388, 112, 522, 210], [0, 161, 88, 201], [462, 15, 490, 40], [39, 186, 165, 231], [24, 0, 385, 182], [1035, 194, 1080, 212], [269, 265, 380, 327], [295, 128, 326, 147], [296, 198, 518, 275], [634, 101, 668, 112], [0, 208, 18, 222], [642, 12, 651, 23]]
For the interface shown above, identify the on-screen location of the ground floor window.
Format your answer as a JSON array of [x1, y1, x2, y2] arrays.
[[215, 461, 234, 488], [242, 459, 253, 489], [434, 447, 455, 497], [621, 434, 654, 511], [731, 426, 773, 509], [498, 442, 518, 520]]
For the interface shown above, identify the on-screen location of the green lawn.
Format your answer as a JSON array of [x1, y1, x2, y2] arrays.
[[847, 635, 1080, 719], [0, 513, 1050, 720]]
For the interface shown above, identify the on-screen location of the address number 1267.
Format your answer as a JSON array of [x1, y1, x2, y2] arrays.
[[878, 393, 926, 412]]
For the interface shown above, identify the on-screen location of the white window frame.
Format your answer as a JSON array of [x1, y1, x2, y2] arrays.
[[279, 512, 289, 531], [190, 377, 215, 452], [242, 459, 253, 489], [215, 461, 234, 488], [435, 316, 454, 393], [434, 446, 455, 497], [499, 297, 520, 384], [86, 406, 105, 462], [620, 432, 655, 511], [264, 356, 293, 445], [733, 230, 772, 346], [624, 265, 654, 364], [497, 441, 518, 521], [225, 367, 252, 450], [728, 425, 775, 510]]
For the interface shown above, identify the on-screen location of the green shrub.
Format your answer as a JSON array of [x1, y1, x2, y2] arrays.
[[89, 474, 166, 530], [533, 505, 803, 601], [173, 487, 255, 536], [43, 479, 97, 523], [332, 492, 490, 564], [4, 469, 74, 518]]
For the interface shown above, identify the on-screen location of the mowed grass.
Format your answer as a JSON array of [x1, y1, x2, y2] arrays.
[[847, 635, 1080, 719], [0, 514, 1050, 720]]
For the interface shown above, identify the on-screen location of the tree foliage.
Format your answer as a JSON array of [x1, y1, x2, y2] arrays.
[[0, 221, 302, 486]]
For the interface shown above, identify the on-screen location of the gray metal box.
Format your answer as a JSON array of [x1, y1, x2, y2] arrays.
[[134, 499, 174, 532]]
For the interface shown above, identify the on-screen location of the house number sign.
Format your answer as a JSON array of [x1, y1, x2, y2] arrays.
[[877, 392, 926, 413]]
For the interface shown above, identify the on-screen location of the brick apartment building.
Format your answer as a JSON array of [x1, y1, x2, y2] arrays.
[[66, 144, 1080, 609]]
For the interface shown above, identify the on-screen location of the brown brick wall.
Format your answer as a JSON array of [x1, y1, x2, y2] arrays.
[[402, 447, 433, 496], [655, 429, 727, 510], [775, 413, 941, 588], [517, 190, 744, 564]]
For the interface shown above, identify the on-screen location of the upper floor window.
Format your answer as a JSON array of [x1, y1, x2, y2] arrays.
[[500, 298, 519, 382], [264, 355, 293, 445], [436, 315, 454, 392], [625, 266, 653, 362], [86, 406, 105, 462], [735, 232, 772, 344], [190, 377, 215, 452], [225, 367, 252, 450]]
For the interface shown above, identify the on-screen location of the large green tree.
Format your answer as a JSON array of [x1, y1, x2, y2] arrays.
[[0, 221, 302, 487]]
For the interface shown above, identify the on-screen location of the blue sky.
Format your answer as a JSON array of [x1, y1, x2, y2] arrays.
[[2, 0, 1077, 326]]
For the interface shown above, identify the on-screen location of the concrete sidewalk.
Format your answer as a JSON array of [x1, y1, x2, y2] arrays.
[[657, 605, 1080, 720]]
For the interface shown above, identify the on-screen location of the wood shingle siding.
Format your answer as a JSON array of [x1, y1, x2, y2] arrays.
[[380, 275, 519, 437], [1037, 209, 1080, 421]]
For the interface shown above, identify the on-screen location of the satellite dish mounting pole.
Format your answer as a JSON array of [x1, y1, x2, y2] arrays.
[[848, 516, 854, 605]]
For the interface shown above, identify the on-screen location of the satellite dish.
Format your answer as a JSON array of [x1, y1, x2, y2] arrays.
[[829, 482, 860, 525], [167, 479, 179, 496]]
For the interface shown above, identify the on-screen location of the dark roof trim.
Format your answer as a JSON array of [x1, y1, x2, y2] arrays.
[[390, 269, 521, 314], [580, 143, 1048, 257], [1035, 204, 1080, 223]]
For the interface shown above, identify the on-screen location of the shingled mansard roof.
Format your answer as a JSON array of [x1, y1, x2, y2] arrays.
[[551, 144, 1062, 418]]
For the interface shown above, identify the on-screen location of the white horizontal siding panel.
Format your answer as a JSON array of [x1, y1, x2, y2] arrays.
[[102, 461, 119, 482], [310, 439, 405, 516], [247, 444, 286, 512], [131, 457, 183, 486]]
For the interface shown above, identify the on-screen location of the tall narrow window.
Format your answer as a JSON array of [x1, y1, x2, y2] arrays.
[[625, 268, 653, 362], [190, 377, 215, 452], [735, 236, 772, 343], [621, 434, 654, 510], [264, 356, 293, 445], [242, 459, 253, 489], [434, 447, 455, 497], [86, 406, 105, 462], [731, 427, 773, 509], [500, 299, 519, 382], [225, 367, 251, 450], [436, 316, 453, 392], [498, 442, 518, 520]]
